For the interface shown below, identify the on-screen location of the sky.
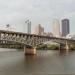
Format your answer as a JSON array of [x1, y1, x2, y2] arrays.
[[0, 0, 75, 34]]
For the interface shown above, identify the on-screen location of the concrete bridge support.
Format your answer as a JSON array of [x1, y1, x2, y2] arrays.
[[24, 46, 36, 55], [59, 41, 70, 53], [65, 41, 70, 52]]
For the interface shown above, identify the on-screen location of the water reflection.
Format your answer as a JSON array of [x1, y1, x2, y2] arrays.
[[0, 49, 75, 75]]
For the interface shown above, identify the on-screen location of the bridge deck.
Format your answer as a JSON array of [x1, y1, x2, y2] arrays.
[[0, 30, 73, 41]]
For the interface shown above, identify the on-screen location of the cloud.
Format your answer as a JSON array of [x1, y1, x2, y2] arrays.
[[0, 0, 74, 33]]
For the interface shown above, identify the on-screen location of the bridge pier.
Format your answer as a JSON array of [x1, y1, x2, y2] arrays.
[[24, 46, 36, 55], [65, 41, 70, 52], [59, 41, 70, 53]]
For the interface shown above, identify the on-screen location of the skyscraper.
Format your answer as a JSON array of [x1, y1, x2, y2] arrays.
[[33, 24, 44, 35], [52, 19, 60, 37], [61, 19, 70, 37], [25, 20, 31, 34], [28, 21, 31, 34]]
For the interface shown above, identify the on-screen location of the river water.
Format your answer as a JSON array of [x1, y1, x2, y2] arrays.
[[0, 48, 75, 75]]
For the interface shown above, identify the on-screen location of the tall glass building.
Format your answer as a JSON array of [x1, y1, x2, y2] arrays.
[[61, 19, 70, 37]]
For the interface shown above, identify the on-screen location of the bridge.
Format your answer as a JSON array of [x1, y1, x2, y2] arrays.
[[0, 30, 75, 55]]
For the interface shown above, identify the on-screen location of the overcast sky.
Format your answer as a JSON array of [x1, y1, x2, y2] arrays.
[[0, 0, 75, 34]]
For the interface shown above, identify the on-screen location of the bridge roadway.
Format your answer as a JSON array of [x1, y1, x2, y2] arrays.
[[0, 30, 75, 55]]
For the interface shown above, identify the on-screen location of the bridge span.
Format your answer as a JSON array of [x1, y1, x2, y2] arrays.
[[0, 30, 75, 55]]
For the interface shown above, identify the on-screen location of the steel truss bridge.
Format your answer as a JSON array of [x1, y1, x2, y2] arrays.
[[0, 30, 75, 55]]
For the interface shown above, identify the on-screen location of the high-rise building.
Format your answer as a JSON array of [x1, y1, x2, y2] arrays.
[[61, 19, 70, 37], [52, 19, 60, 37], [25, 20, 31, 34], [33, 24, 44, 35], [28, 21, 31, 34]]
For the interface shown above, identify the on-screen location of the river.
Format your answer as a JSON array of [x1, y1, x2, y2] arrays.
[[0, 48, 75, 75]]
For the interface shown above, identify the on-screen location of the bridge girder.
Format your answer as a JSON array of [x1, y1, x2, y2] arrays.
[[0, 30, 75, 48]]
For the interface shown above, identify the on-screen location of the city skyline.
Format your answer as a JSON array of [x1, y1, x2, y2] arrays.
[[0, 0, 75, 34]]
